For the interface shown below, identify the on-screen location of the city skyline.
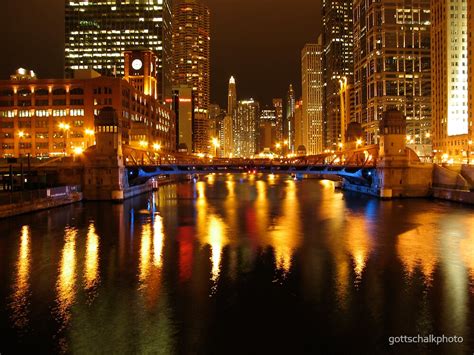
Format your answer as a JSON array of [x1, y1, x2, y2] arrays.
[[0, 0, 322, 108]]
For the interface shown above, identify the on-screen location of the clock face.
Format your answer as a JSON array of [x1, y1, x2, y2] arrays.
[[132, 59, 143, 71]]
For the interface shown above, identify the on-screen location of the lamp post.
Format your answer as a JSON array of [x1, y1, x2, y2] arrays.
[[59, 123, 70, 156], [153, 143, 161, 164], [468, 140, 473, 165], [212, 137, 220, 158], [85, 128, 95, 148]]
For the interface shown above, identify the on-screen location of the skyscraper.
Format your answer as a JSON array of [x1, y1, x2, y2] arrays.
[[259, 109, 277, 152], [353, 0, 431, 146], [469, 0, 474, 151], [322, 0, 354, 149], [302, 39, 324, 155], [172, 0, 211, 153], [273, 98, 284, 143], [431, 0, 471, 161], [228, 76, 237, 116], [233, 99, 260, 157], [65, 0, 173, 103], [286, 84, 295, 152]]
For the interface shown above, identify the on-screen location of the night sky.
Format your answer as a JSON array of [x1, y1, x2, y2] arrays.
[[0, 0, 322, 108]]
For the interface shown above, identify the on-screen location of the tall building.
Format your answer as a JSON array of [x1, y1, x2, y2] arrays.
[[469, 0, 474, 151], [222, 115, 233, 157], [294, 100, 304, 153], [172, 0, 211, 153], [353, 0, 431, 146], [431, 0, 472, 161], [273, 98, 284, 143], [302, 39, 324, 155], [124, 48, 159, 99], [209, 104, 225, 157], [286, 84, 295, 152], [172, 85, 194, 152], [258, 109, 277, 152], [228, 76, 237, 116], [322, 0, 354, 149], [65, 0, 173, 103], [233, 99, 260, 157]]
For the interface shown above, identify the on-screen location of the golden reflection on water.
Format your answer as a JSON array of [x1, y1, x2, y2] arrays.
[[56, 227, 78, 326], [84, 223, 100, 291], [139, 222, 152, 284], [153, 215, 165, 268], [397, 214, 439, 283], [266, 180, 301, 274], [344, 214, 372, 282], [10, 225, 31, 329], [459, 215, 474, 280], [196, 179, 228, 287]]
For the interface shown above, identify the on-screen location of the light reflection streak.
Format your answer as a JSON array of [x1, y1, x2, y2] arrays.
[[56, 227, 78, 327], [344, 212, 372, 284], [139, 222, 152, 284], [10, 225, 31, 329], [397, 218, 438, 283], [84, 223, 100, 291], [153, 215, 165, 268], [267, 180, 301, 274]]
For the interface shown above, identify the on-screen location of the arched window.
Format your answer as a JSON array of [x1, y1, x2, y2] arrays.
[[52, 88, 66, 95], [18, 88, 32, 97], [70, 87, 84, 95], [35, 88, 49, 96]]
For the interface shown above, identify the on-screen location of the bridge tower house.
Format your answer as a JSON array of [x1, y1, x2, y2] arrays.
[[83, 107, 129, 201], [375, 110, 432, 198]]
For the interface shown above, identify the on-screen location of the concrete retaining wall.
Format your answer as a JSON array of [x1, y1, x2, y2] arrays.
[[0, 192, 83, 218], [432, 188, 474, 205]]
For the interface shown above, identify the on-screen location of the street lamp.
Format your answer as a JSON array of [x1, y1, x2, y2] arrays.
[[356, 138, 363, 148], [85, 128, 95, 148], [212, 137, 220, 157], [468, 140, 473, 165], [153, 143, 161, 164], [59, 123, 70, 156]]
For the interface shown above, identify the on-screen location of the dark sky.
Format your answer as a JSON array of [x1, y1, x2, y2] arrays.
[[0, 0, 322, 108]]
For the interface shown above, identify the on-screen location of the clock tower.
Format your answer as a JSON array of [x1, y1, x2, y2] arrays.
[[124, 48, 158, 100]]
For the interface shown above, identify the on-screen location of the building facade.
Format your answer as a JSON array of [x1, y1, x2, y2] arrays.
[[0, 71, 175, 158], [258, 109, 277, 153], [172, 85, 194, 152], [172, 0, 211, 153], [353, 0, 432, 146], [322, 0, 354, 149], [302, 40, 324, 155], [286, 85, 296, 152], [273, 98, 284, 144], [431, 0, 472, 161], [65, 0, 173, 103], [228, 76, 237, 116], [233, 99, 260, 158]]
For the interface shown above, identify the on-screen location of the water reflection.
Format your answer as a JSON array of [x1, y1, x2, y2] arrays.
[[10, 225, 31, 330], [266, 180, 301, 274], [84, 223, 100, 293], [196, 180, 228, 289], [56, 227, 78, 327], [397, 213, 439, 283], [344, 213, 372, 283]]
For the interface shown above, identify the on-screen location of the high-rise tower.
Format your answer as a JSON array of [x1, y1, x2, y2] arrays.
[[431, 0, 472, 162], [286, 84, 295, 152], [353, 0, 431, 147], [65, 0, 173, 103], [322, 0, 354, 149], [302, 38, 324, 155], [172, 0, 211, 153], [228, 76, 237, 116]]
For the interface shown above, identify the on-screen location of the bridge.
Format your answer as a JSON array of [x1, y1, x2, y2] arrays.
[[3, 108, 466, 202]]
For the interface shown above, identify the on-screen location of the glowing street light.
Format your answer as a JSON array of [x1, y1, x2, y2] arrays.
[[18, 131, 25, 138], [73, 147, 84, 155], [356, 139, 363, 148], [153, 143, 161, 151], [59, 123, 70, 156], [211, 137, 220, 157], [139, 140, 148, 149]]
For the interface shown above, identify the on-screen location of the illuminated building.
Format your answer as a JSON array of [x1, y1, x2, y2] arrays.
[[65, 0, 173, 103], [172, 85, 193, 152], [273, 98, 284, 143], [209, 104, 225, 157], [294, 100, 304, 153], [172, 0, 211, 153], [470, 0, 474, 155], [0, 70, 175, 158], [322, 0, 354, 149], [431, 0, 472, 162], [258, 109, 277, 152], [228, 76, 237, 116], [353, 0, 432, 146], [302, 38, 324, 155], [124, 48, 158, 99], [222, 114, 233, 157], [233, 99, 260, 157], [286, 84, 295, 152], [339, 77, 354, 145]]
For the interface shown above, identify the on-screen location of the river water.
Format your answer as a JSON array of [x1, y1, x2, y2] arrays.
[[0, 175, 473, 354]]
